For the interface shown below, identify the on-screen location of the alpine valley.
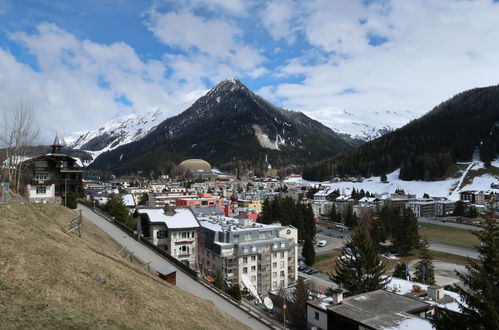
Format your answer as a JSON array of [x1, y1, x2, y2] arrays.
[[67, 79, 371, 176]]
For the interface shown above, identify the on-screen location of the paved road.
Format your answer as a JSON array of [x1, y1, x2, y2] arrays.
[[78, 204, 270, 330], [428, 241, 479, 259], [418, 218, 483, 231]]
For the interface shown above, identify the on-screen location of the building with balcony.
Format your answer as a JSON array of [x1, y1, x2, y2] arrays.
[[135, 207, 200, 268], [21, 136, 83, 203], [176, 193, 223, 210], [198, 215, 298, 296]]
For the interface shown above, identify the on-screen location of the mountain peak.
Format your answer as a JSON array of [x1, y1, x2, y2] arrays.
[[207, 78, 250, 96]]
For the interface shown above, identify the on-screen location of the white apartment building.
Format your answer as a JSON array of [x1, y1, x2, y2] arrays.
[[135, 207, 200, 268], [198, 216, 298, 296], [148, 191, 197, 207]]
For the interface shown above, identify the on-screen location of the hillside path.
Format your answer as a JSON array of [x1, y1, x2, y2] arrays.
[[78, 204, 270, 330]]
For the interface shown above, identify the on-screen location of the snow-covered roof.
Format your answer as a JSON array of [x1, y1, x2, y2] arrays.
[[359, 197, 377, 203], [335, 195, 352, 201], [387, 278, 462, 313], [122, 194, 135, 207], [137, 208, 200, 229], [314, 189, 333, 196]]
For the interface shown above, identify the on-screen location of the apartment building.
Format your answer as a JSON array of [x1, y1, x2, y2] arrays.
[[135, 207, 200, 268], [198, 216, 298, 296], [148, 190, 197, 207]]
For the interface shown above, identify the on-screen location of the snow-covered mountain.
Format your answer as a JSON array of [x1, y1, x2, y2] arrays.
[[89, 78, 361, 174], [64, 80, 418, 163], [322, 108, 419, 141], [64, 109, 167, 160]]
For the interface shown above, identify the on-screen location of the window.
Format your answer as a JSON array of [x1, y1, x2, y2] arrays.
[[233, 234, 239, 241], [272, 262, 277, 268], [280, 271, 285, 277], [251, 276, 256, 281], [202, 200, 208, 206], [273, 243, 278, 249], [36, 186, 46, 194], [243, 267, 248, 274], [272, 281, 277, 287], [251, 246, 257, 252], [182, 232, 187, 238], [251, 266, 256, 271], [280, 280, 285, 287], [157, 230, 168, 239], [34, 172, 49, 180], [35, 160, 48, 167], [272, 272, 277, 277], [251, 256, 256, 261], [280, 261, 284, 268], [272, 253, 277, 258], [243, 257, 248, 264], [280, 252, 285, 258], [314, 312, 320, 321], [243, 247, 249, 253], [281, 242, 286, 248]]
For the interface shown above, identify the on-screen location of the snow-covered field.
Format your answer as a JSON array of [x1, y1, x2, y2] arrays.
[[285, 161, 499, 200]]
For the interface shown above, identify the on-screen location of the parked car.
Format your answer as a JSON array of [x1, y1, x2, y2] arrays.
[[316, 240, 327, 247]]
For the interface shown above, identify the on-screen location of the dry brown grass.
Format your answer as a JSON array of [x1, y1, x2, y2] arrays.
[[0, 203, 247, 330]]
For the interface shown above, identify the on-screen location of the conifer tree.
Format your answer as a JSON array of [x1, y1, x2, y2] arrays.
[[394, 208, 420, 256], [103, 194, 135, 229], [329, 204, 337, 222], [287, 279, 312, 329], [344, 204, 357, 228], [332, 225, 389, 295], [302, 237, 316, 266], [393, 262, 408, 279], [413, 239, 436, 285], [432, 213, 499, 330]]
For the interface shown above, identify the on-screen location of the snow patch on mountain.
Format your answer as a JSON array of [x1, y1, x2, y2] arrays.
[[317, 107, 419, 141], [64, 109, 167, 162], [252, 124, 285, 150]]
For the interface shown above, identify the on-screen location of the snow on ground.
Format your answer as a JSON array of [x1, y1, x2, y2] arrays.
[[285, 160, 499, 200]]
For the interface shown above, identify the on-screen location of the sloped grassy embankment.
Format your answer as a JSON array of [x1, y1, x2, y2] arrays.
[[0, 203, 246, 330]]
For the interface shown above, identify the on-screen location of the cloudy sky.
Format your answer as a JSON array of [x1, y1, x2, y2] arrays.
[[1, 0, 499, 143]]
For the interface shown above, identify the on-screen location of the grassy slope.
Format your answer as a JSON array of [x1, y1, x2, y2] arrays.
[[0, 203, 246, 330]]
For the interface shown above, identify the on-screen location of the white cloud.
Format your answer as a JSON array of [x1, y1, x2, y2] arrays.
[[145, 9, 263, 69], [261, 0, 297, 43], [2, 23, 200, 143], [264, 0, 499, 128]]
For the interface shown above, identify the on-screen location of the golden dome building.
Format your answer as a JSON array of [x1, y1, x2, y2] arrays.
[[179, 159, 214, 179]]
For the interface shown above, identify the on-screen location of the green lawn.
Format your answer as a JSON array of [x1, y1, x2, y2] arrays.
[[313, 248, 472, 275], [419, 223, 479, 248], [313, 251, 341, 274]]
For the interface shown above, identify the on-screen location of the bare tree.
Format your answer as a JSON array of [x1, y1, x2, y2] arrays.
[[0, 102, 39, 193]]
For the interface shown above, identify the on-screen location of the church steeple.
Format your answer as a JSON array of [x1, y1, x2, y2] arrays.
[[51, 134, 63, 154]]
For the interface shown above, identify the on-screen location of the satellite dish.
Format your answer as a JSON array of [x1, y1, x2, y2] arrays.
[[264, 297, 274, 310], [240, 274, 262, 304]]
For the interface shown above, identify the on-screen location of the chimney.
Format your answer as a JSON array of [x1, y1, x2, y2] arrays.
[[427, 285, 444, 301], [331, 288, 343, 304]]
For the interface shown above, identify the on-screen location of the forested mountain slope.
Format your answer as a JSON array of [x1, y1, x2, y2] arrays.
[[303, 85, 499, 181]]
